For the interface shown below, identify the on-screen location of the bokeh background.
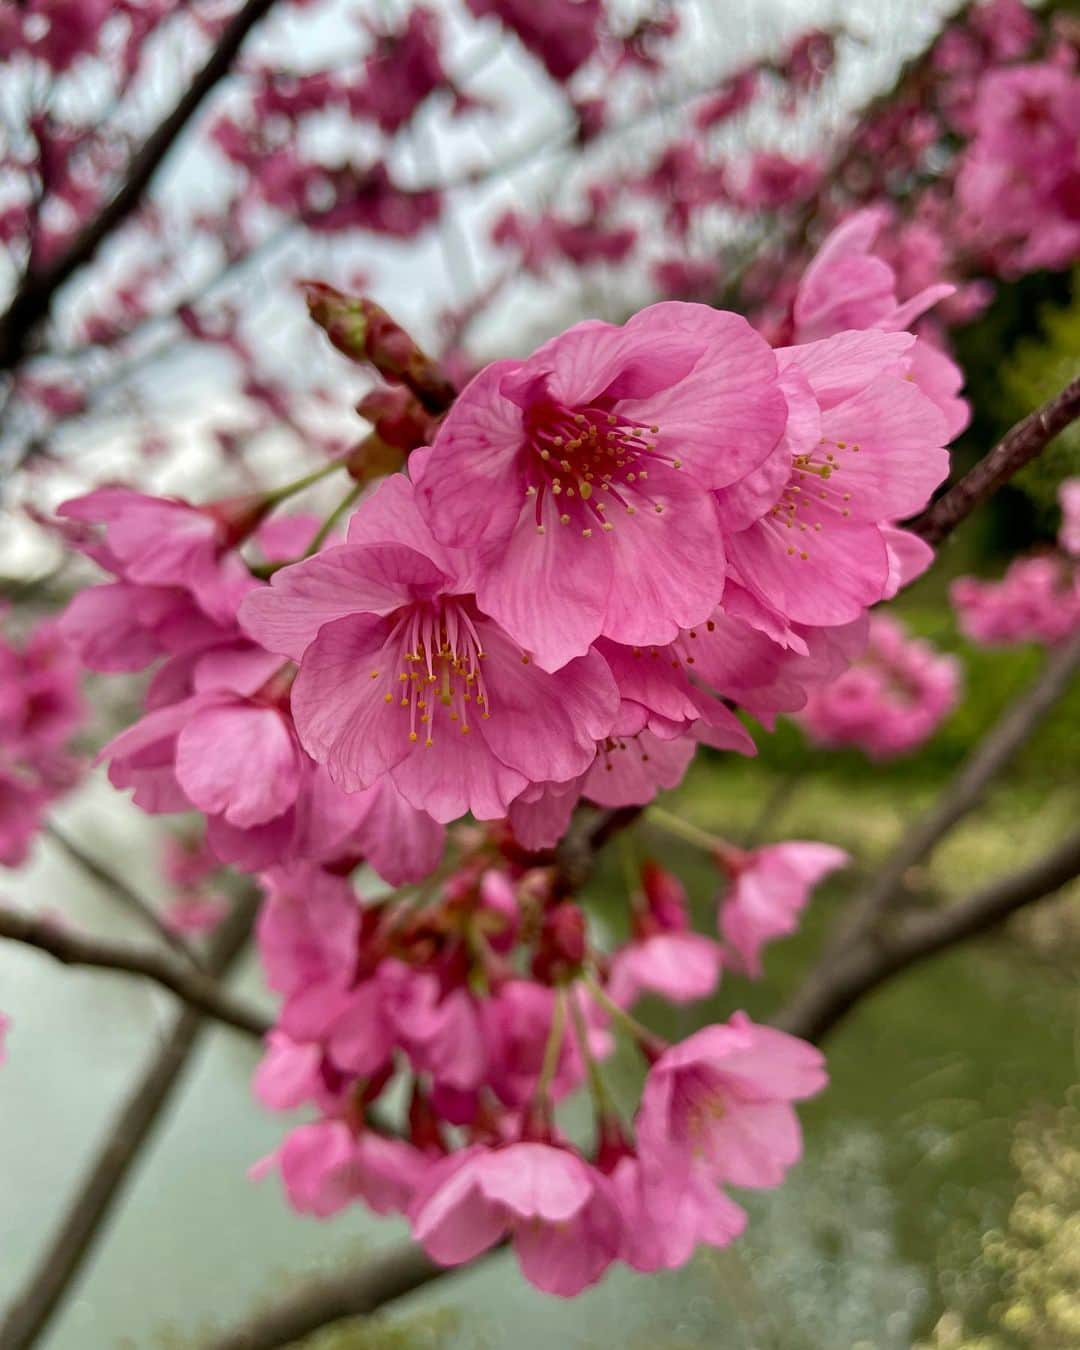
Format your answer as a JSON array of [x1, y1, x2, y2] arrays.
[[1, 0, 1079, 1347]]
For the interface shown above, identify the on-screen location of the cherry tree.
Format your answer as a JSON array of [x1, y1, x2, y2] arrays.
[[2, 1, 1079, 1346]]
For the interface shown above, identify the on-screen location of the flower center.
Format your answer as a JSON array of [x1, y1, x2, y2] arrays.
[[768, 434, 861, 560], [521, 398, 676, 537], [382, 601, 490, 748]]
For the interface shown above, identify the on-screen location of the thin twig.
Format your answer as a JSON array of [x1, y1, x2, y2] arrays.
[[0, 889, 261, 1350], [0, 903, 270, 1037], [0, 0, 284, 371], [912, 374, 1080, 546], [45, 821, 201, 965]]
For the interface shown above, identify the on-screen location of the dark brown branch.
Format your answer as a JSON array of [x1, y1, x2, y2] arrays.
[[776, 828, 1080, 1043], [912, 374, 1080, 546], [45, 821, 201, 966], [0, 902, 270, 1038], [0, 890, 261, 1350], [0, 0, 282, 373]]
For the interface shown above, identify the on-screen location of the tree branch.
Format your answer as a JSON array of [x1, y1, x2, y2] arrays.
[[0, 903, 270, 1038], [0, 889, 261, 1350], [0, 0, 283, 373], [45, 821, 201, 966], [912, 374, 1080, 546], [773, 630, 1080, 1038], [775, 828, 1080, 1043]]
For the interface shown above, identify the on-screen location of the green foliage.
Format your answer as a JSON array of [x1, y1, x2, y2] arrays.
[[915, 1094, 1080, 1350], [995, 269, 1080, 527]]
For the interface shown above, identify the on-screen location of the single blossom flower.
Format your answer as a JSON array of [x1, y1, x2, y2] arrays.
[[240, 473, 619, 821], [409, 1141, 623, 1295], [635, 1012, 827, 1194], [724, 330, 951, 628], [719, 841, 850, 977], [413, 302, 787, 671]]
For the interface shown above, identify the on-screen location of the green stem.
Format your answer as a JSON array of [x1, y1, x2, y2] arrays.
[[262, 454, 350, 506], [647, 805, 725, 854], [583, 975, 664, 1056], [305, 482, 363, 556], [535, 987, 568, 1109], [567, 985, 614, 1115]]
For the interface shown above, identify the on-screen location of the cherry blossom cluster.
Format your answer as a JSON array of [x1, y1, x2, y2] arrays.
[[796, 615, 961, 761], [250, 847, 834, 1291], [40, 201, 966, 1290], [0, 613, 85, 868], [952, 479, 1080, 648]]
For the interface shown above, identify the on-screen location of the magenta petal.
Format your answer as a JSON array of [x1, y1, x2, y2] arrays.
[[290, 614, 411, 792], [475, 500, 612, 672], [777, 330, 914, 409], [819, 374, 950, 518], [620, 303, 787, 489], [412, 1154, 508, 1265], [390, 726, 528, 823], [478, 1145, 592, 1223], [414, 360, 529, 550], [512, 1192, 621, 1296], [175, 703, 301, 827], [240, 542, 448, 661], [601, 465, 726, 646], [727, 516, 889, 627], [475, 625, 617, 786]]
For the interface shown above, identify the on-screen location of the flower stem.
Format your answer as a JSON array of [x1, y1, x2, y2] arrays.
[[583, 974, 666, 1060], [305, 482, 363, 556], [262, 455, 350, 507], [647, 805, 725, 854], [535, 987, 568, 1110], [567, 985, 614, 1116]]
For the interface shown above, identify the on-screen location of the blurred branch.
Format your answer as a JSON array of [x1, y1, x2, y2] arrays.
[[205, 1245, 451, 1350], [775, 828, 1080, 1043], [0, 902, 270, 1037], [912, 373, 1080, 546], [774, 629, 1080, 1038], [0, 0, 284, 373], [45, 821, 201, 966], [0, 888, 261, 1350]]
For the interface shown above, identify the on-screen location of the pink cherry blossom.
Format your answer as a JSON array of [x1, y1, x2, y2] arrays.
[[725, 331, 951, 628], [719, 841, 850, 977], [274, 1119, 428, 1218], [798, 614, 961, 760], [410, 1142, 622, 1295], [240, 476, 619, 822], [413, 302, 787, 671], [466, 0, 602, 82], [1059, 478, 1080, 558], [635, 1012, 826, 1192], [952, 556, 1080, 647]]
